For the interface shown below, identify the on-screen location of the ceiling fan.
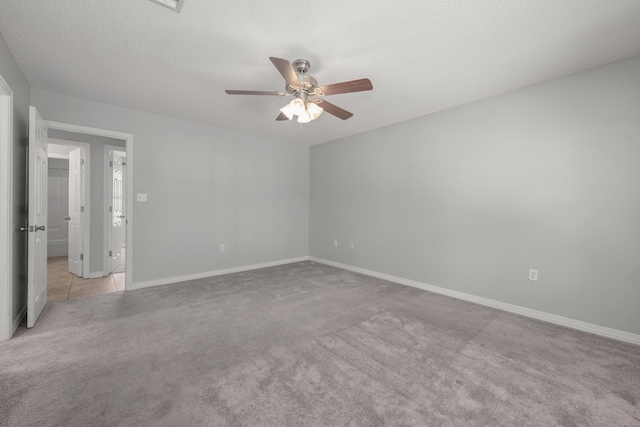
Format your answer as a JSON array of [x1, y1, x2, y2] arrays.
[[225, 57, 373, 123]]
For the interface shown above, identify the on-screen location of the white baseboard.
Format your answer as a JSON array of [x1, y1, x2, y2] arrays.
[[88, 272, 105, 279], [12, 303, 26, 334], [130, 256, 310, 291], [310, 257, 640, 346]]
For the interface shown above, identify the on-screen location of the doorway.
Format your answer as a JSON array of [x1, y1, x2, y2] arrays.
[[19, 110, 134, 329], [47, 140, 89, 274], [45, 137, 128, 301]]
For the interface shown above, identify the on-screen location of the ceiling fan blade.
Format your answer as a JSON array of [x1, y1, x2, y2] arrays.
[[269, 57, 301, 88], [319, 78, 373, 96], [225, 90, 283, 96], [276, 112, 289, 121], [318, 100, 353, 120]]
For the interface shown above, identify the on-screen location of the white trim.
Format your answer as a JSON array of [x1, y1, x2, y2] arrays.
[[12, 304, 26, 334], [125, 136, 133, 291], [47, 239, 68, 258], [0, 75, 14, 341], [47, 138, 91, 278], [45, 121, 133, 291], [309, 257, 640, 346], [46, 121, 132, 141], [130, 257, 310, 290], [88, 271, 105, 279]]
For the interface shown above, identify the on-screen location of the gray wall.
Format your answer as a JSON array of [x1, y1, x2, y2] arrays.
[[0, 32, 29, 328], [32, 88, 309, 284], [48, 131, 125, 274], [310, 55, 640, 336]]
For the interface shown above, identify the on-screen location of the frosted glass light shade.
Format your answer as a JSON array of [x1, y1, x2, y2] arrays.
[[279, 104, 294, 120], [297, 109, 312, 123], [290, 98, 306, 115], [307, 102, 323, 120], [280, 98, 323, 123]]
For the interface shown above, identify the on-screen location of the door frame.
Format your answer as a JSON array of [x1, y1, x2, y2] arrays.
[[46, 121, 134, 291], [47, 138, 91, 278], [103, 144, 126, 276], [0, 75, 14, 341]]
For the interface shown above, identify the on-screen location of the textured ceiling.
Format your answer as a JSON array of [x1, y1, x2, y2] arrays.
[[1, 0, 640, 145]]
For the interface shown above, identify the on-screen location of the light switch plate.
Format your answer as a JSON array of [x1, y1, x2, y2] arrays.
[[137, 193, 148, 202]]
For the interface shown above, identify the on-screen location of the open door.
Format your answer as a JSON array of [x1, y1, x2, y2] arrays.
[[68, 147, 83, 277], [108, 151, 124, 273], [27, 106, 48, 328]]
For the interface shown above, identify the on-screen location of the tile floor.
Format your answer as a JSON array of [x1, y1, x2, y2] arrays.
[[47, 255, 125, 302]]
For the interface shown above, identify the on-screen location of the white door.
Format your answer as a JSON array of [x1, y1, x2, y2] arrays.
[[109, 152, 124, 273], [68, 148, 83, 277], [27, 106, 48, 328]]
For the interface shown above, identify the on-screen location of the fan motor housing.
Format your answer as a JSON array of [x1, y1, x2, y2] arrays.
[[283, 59, 318, 94], [293, 59, 311, 74]]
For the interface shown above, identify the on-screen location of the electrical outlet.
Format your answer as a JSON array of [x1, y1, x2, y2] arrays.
[[528, 269, 538, 281], [334, 240, 338, 247], [220, 244, 225, 253], [136, 193, 147, 202], [350, 242, 355, 249]]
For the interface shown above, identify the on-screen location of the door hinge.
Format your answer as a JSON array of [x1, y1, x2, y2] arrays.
[[80, 254, 83, 261], [80, 206, 85, 213], [122, 162, 126, 166], [109, 206, 113, 213], [109, 250, 112, 257], [80, 159, 85, 166], [109, 160, 113, 167]]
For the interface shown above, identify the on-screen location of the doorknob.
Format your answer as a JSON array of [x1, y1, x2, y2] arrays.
[[64, 217, 71, 221], [118, 215, 125, 219], [19, 226, 30, 232], [35, 225, 46, 231]]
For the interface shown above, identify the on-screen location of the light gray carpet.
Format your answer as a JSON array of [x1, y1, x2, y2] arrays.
[[1, 261, 639, 426]]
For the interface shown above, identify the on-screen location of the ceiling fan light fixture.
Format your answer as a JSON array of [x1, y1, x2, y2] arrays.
[[281, 98, 313, 121], [281, 99, 323, 123]]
